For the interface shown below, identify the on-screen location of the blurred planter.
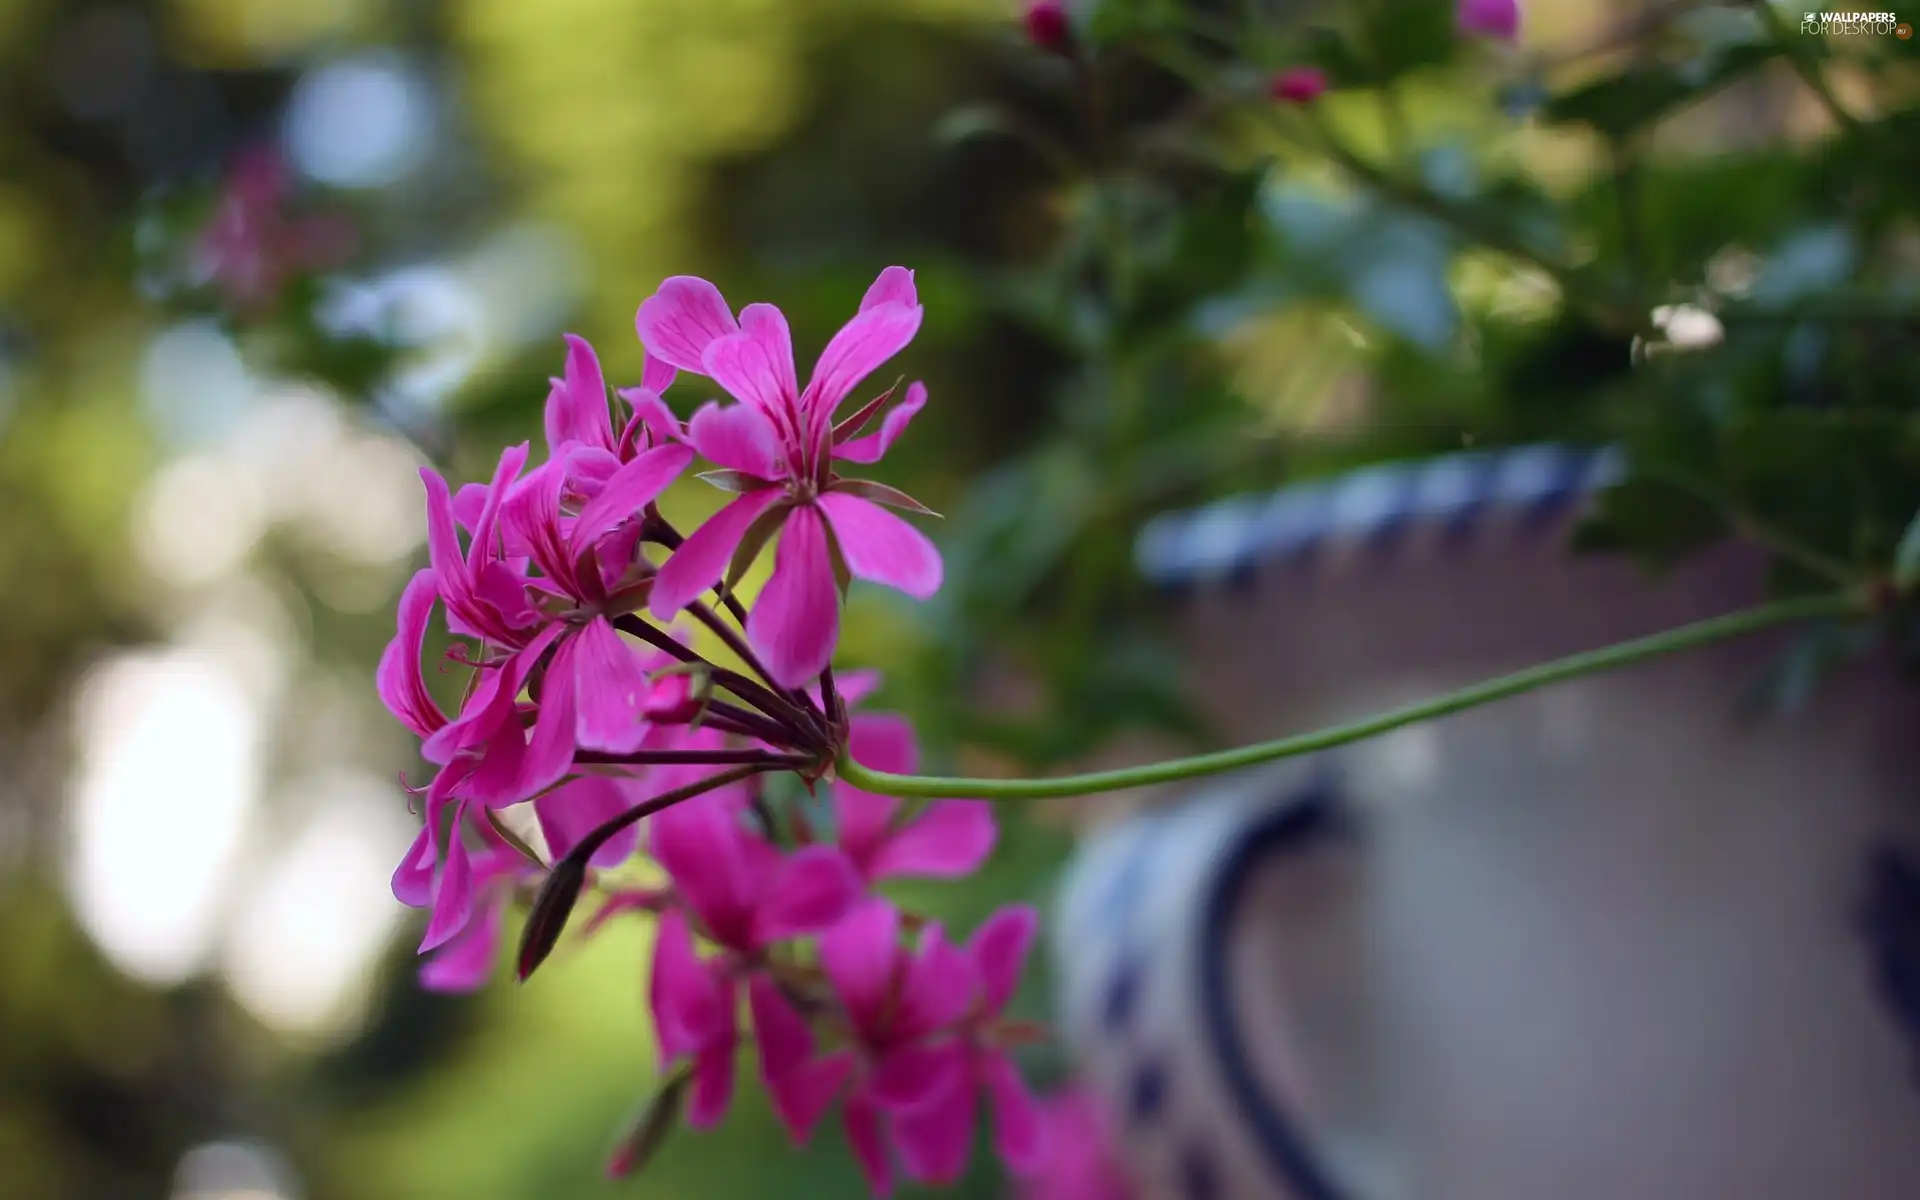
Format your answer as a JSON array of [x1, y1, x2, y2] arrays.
[[1052, 445, 1920, 1200]]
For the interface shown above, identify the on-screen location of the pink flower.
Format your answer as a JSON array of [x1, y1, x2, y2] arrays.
[[647, 791, 863, 1127], [883, 905, 1049, 1186], [1024, 0, 1072, 54], [759, 899, 976, 1196], [835, 714, 996, 885], [418, 840, 529, 993], [635, 268, 943, 687], [193, 144, 355, 311], [1018, 1089, 1136, 1200], [1270, 67, 1328, 105], [383, 437, 694, 953], [1457, 0, 1519, 40]]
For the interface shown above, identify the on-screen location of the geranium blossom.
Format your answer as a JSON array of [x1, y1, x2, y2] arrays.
[[636, 268, 943, 686]]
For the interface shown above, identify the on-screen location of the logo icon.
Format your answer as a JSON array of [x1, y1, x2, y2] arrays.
[[1898, 21, 1913, 37]]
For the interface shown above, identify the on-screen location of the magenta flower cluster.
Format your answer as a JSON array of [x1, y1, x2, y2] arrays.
[[377, 268, 1051, 1193]]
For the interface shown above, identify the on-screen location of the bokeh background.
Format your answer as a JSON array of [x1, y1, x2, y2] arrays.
[[1, 0, 1916, 1197]]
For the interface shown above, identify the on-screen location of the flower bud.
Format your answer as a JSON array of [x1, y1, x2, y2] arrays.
[[1270, 67, 1328, 105], [1024, 0, 1072, 55], [1458, 0, 1520, 41]]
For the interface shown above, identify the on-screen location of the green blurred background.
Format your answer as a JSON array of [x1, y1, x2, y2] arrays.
[[1, 0, 1916, 1196]]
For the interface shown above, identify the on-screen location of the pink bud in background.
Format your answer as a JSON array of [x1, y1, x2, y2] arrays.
[[1025, 0, 1072, 55], [1270, 67, 1328, 105], [1458, 0, 1520, 41]]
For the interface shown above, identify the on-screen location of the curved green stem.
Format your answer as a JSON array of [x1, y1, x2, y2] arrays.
[[837, 591, 1863, 799]]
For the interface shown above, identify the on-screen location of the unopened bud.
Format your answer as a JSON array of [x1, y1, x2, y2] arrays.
[[1025, 0, 1072, 55], [1270, 67, 1329, 105]]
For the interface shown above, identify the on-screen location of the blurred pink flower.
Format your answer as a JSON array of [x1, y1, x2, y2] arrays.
[[885, 905, 1048, 1185], [1270, 67, 1329, 104], [1019, 1089, 1135, 1200], [636, 267, 942, 687], [1024, 0, 1072, 54], [647, 791, 863, 1128], [193, 144, 355, 311], [835, 713, 996, 885], [1458, 0, 1520, 40]]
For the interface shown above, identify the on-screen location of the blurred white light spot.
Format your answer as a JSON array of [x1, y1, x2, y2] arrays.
[[1651, 304, 1725, 350], [318, 267, 483, 411], [141, 321, 253, 446], [221, 773, 416, 1038], [464, 222, 584, 347], [285, 54, 431, 189], [135, 454, 267, 587], [171, 1139, 299, 1200], [173, 581, 304, 710], [67, 651, 262, 985]]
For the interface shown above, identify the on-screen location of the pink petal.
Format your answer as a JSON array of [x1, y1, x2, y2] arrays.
[[834, 381, 927, 465], [896, 923, 975, 1039], [419, 896, 504, 993], [967, 905, 1039, 1016], [649, 489, 787, 619], [640, 351, 678, 397], [649, 793, 757, 942], [617, 387, 685, 447], [820, 898, 901, 1030], [509, 628, 578, 798], [377, 568, 445, 738], [701, 302, 800, 414], [889, 1072, 976, 1185], [470, 442, 532, 574], [860, 266, 918, 312], [982, 1051, 1048, 1176], [746, 504, 840, 688], [636, 276, 739, 374], [686, 400, 786, 480], [848, 712, 919, 774], [754, 844, 861, 945], [534, 776, 640, 867], [544, 333, 614, 453], [772, 1051, 854, 1148], [870, 801, 997, 881], [834, 784, 898, 878], [419, 805, 475, 952], [748, 973, 816, 1076], [869, 1042, 967, 1111], [844, 1095, 895, 1199], [391, 822, 438, 907], [650, 910, 726, 1059], [817, 492, 942, 599], [562, 447, 622, 500], [687, 1042, 738, 1130], [804, 300, 923, 416], [570, 443, 694, 555], [452, 482, 488, 535], [421, 467, 469, 597]]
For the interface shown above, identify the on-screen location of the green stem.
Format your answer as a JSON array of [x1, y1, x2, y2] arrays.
[[836, 591, 1862, 799]]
